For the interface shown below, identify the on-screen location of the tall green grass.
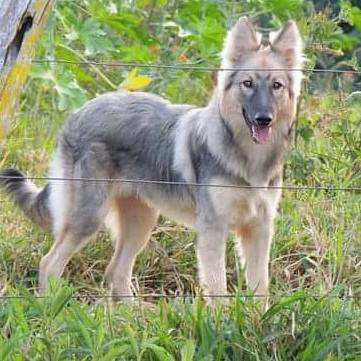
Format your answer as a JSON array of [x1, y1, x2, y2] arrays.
[[0, 281, 360, 360]]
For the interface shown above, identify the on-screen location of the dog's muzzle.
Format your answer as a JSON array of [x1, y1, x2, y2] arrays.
[[243, 108, 273, 145]]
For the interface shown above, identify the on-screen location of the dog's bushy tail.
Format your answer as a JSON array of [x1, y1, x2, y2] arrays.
[[0, 168, 51, 229]]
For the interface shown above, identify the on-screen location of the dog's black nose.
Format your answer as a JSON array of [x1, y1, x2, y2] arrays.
[[255, 112, 273, 126]]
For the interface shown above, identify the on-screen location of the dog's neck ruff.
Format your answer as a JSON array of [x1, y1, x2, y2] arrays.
[[217, 105, 235, 145]]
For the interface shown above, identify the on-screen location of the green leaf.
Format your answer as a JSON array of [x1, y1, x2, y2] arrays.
[[144, 343, 175, 361], [0, 330, 25, 361], [298, 125, 314, 143], [262, 292, 307, 321], [78, 18, 115, 56], [181, 339, 196, 361], [341, 0, 361, 30], [99, 345, 130, 361]]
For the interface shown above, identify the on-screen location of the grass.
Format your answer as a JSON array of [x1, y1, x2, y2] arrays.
[[0, 282, 360, 360], [0, 78, 361, 359]]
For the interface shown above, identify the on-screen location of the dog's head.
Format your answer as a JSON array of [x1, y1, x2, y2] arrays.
[[218, 18, 304, 145]]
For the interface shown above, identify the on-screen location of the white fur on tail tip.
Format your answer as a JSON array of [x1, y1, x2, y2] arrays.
[[26, 180, 41, 195]]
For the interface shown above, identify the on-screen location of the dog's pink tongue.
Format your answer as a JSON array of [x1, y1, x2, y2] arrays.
[[253, 125, 272, 144]]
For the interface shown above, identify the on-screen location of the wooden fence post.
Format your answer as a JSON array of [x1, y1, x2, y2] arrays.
[[0, 0, 54, 140]]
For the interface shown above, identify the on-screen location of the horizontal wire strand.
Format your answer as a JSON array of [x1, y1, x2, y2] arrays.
[[0, 175, 360, 192], [28, 58, 361, 74], [0, 293, 359, 300]]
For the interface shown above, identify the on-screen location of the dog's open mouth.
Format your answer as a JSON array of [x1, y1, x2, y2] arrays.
[[251, 124, 272, 144], [242, 108, 272, 145]]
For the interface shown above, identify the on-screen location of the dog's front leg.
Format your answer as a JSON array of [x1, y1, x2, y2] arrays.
[[196, 219, 228, 305], [237, 219, 273, 297]]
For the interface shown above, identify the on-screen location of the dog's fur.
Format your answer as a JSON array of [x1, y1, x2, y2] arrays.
[[0, 18, 303, 301]]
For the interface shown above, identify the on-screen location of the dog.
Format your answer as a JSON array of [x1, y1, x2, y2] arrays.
[[0, 17, 303, 302]]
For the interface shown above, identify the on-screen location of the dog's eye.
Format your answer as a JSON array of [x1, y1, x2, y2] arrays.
[[273, 81, 283, 90], [242, 80, 253, 88]]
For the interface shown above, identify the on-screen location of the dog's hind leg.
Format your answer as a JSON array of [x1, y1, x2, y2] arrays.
[[39, 184, 110, 293], [39, 147, 112, 294], [104, 196, 158, 301], [39, 226, 95, 293]]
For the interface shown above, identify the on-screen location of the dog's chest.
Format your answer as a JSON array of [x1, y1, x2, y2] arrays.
[[208, 177, 281, 229], [228, 190, 277, 229]]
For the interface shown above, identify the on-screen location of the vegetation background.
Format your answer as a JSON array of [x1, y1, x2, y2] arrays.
[[0, 0, 360, 359]]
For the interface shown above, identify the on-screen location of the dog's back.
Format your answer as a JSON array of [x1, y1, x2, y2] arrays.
[[59, 92, 192, 183]]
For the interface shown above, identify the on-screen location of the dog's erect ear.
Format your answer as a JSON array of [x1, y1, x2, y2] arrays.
[[222, 17, 262, 64], [270, 20, 303, 68]]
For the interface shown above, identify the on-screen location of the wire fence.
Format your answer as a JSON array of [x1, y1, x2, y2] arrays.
[[0, 292, 359, 301], [21, 58, 361, 75], [0, 175, 360, 192], [1, 55, 351, 194]]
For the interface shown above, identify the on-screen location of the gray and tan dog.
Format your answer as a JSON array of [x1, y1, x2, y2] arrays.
[[1, 17, 303, 301]]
